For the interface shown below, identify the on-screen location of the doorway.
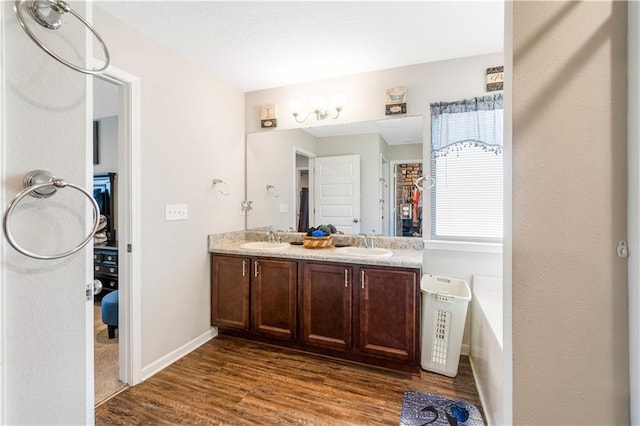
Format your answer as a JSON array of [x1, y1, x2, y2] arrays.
[[90, 63, 142, 405], [294, 147, 315, 232], [392, 160, 422, 237], [92, 77, 125, 404]]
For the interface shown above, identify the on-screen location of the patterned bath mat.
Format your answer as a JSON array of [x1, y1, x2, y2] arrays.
[[399, 391, 484, 426]]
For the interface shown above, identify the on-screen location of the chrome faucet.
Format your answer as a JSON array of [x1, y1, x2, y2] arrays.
[[366, 230, 376, 249], [267, 230, 281, 243], [357, 231, 376, 249]]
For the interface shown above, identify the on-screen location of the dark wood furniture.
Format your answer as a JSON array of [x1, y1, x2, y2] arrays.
[[94, 245, 118, 296], [210, 253, 420, 372]]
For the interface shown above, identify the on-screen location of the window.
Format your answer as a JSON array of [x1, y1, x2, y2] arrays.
[[430, 95, 503, 242]]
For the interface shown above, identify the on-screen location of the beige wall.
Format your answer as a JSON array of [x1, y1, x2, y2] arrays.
[[511, 1, 629, 423], [247, 129, 317, 231], [93, 8, 246, 369]]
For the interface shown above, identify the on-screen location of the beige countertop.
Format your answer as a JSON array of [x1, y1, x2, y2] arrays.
[[208, 231, 423, 269]]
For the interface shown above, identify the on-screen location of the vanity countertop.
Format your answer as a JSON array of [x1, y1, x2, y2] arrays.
[[208, 233, 423, 269]]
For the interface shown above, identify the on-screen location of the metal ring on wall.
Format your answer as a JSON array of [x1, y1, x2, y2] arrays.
[[2, 170, 101, 260], [14, 0, 111, 75], [414, 175, 436, 192]]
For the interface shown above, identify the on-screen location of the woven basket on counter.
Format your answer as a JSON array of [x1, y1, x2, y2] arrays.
[[302, 235, 333, 249]]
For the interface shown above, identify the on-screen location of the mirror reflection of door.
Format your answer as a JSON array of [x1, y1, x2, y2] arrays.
[[313, 154, 361, 234], [393, 162, 422, 237]]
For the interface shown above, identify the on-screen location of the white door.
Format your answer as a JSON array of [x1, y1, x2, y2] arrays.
[[314, 155, 360, 234]]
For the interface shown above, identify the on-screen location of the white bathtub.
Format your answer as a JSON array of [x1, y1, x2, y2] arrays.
[[470, 275, 503, 426]]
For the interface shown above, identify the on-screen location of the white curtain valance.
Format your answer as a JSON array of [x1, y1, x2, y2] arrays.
[[430, 94, 503, 157]]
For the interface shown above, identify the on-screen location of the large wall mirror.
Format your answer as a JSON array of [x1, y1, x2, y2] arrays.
[[246, 115, 425, 237]]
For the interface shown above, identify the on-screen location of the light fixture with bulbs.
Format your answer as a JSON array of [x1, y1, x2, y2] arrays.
[[289, 94, 346, 123]]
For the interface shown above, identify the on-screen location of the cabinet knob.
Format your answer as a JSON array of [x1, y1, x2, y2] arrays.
[[344, 269, 348, 287]]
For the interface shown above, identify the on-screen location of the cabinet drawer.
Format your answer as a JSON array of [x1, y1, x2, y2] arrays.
[[95, 264, 118, 275], [103, 278, 118, 289], [96, 277, 118, 291]]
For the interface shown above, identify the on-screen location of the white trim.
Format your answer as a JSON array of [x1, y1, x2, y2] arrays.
[[85, 5, 95, 419], [92, 60, 143, 386], [0, 2, 6, 422], [628, 2, 639, 424], [141, 329, 217, 381], [469, 357, 495, 426], [424, 240, 503, 255], [460, 343, 470, 356]]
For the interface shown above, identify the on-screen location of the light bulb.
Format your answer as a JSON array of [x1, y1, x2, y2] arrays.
[[332, 94, 346, 110], [289, 100, 302, 115]]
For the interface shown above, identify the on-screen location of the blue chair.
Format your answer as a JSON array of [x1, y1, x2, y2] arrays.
[[101, 290, 119, 339]]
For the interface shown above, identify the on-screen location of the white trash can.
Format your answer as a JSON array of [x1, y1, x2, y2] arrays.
[[420, 274, 472, 377]]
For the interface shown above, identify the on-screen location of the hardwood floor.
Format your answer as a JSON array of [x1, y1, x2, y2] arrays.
[[96, 335, 483, 425]]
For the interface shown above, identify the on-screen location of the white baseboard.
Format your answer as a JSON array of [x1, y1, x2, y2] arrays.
[[461, 343, 470, 356], [140, 327, 218, 381], [469, 356, 494, 426]]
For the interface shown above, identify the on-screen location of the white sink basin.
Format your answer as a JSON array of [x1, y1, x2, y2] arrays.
[[240, 241, 290, 251], [334, 246, 393, 258]]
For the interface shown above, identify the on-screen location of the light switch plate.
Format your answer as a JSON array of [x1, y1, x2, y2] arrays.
[[165, 204, 188, 221]]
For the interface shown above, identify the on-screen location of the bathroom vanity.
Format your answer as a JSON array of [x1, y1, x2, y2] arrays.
[[209, 233, 423, 373]]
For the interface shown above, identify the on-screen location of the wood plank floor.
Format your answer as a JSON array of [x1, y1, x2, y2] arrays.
[[95, 335, 483, 425]]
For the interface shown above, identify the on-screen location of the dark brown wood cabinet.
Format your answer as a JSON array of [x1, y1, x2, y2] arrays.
[[251, 258, 297, 341], [210, 253, 420, 372], [357, 266, 419, 362], [302, 262, 353, 352], [211, 255, 250, 331]]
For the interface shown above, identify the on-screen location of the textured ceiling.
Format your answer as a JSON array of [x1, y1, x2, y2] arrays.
[[95, 1, 504, 93]]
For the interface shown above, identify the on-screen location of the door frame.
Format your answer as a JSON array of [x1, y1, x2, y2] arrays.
[[293, 146, 315, 231], [628, 2, 639, 423], [379, 154, 390, 236], [92, 60, 142, 386]]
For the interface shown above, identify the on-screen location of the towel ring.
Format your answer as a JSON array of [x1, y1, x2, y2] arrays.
[[266, 184, 279, 198], [14, 0, 111, 75], [212, 178, 231, 196], [414, 175, 436, 192], [2, 170, 100, 260]]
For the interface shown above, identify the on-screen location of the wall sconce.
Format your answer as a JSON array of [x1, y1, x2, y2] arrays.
[[289, 94, 346, 123]]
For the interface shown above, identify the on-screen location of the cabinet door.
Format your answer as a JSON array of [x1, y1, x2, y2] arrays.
[[302, 262, 352, 351], [251, 259, 297, 340], [358, 267, 419, 361], [211, 255, 250, 331]]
